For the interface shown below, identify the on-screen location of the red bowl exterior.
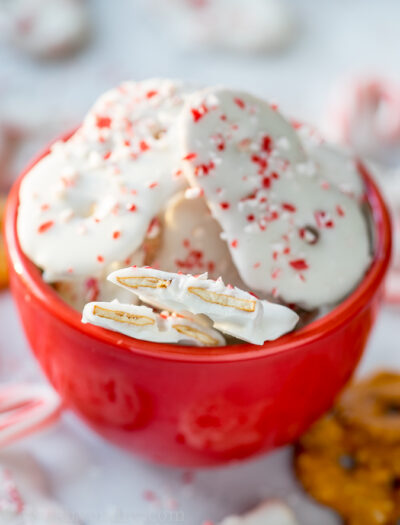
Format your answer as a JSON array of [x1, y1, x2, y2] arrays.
[[4, 139, 392, 466]]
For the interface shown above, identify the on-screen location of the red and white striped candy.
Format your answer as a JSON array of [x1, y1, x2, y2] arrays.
[[325, 77, 400, 159], [180, 87, 371, 309], [0, 384, 62, 448]]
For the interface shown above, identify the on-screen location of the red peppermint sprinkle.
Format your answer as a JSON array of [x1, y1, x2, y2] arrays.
[[336, 205, 345, 217], [191, 103, 208, 122], [182, 152, 197, 161], [261, 135, 272, 153], [234, 97, 245, 109], [315, 210, 335, 229], [148, 181, 158, 189], [140, 140, 150, 152], [271, 268, 281, 280], [96, 115, 112, 129], [262, 176, 271, 188], [113, 231, 121, 239], [127, 203, 137, 212], [195, 161, 215, 176], [282, 202, 296, 212], [146, 90, 158, 98], [103, 151, 111, 160], [290, 259, 309, 271], [143, 490, 158, 502], [97, 255, 104, 263], [253, 262, 261, 269], [251, 154, 268, 173], [40, 203, 50, 211], [231, 239, 238, 248], [38, 220, 54, 234], [220, 202, 230, 210], [247, 214, 255, 222]]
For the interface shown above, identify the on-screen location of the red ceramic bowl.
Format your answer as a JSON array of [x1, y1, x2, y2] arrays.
[[4, 138, 392, 467]]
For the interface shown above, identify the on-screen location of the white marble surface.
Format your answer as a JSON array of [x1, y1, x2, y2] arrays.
[[1, 1, 400, 523]]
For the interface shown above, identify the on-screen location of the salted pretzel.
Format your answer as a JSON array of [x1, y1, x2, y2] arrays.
[[337, 372, 400, 444], [82, 300, 226, 347], [107, 266, 299, 344], [295, 415, 400, 525]]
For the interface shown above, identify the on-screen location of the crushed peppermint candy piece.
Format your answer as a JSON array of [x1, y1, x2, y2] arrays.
[[180, 87, 371, 309], [107, 267, 299, 344]]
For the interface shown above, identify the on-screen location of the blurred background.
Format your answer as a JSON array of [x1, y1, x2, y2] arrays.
[[1, 0, 400, 188], [1, 1, 400, 524]]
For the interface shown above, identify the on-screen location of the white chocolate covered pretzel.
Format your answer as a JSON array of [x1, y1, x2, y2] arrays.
[[180, 87, 371, 309], [219, 500, 298, 525], [18, 79, 189, 281], [82, 300, 226, 347], [0, 0, 89, 59], [154, 191, 245, 286], [108, 267, 299, 344]]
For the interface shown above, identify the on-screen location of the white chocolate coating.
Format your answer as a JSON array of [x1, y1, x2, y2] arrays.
[[220, 501, 298, 525], [108, 267, 299, 344], [180, 88, 371, 309], [82, 300, 226, 347], [0, 0, 89, 59], [297, 123, 365, 199], [17, 79, 189, 281], [154, 191, 245, 287]]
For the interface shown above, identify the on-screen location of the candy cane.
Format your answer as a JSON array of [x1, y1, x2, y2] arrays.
[[0, 384, 62, 448]]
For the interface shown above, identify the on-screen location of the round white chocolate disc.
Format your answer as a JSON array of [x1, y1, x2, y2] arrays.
[[154, 191, 245, 287], [180, 87, 371, 309], [18, 79, 189, 281]]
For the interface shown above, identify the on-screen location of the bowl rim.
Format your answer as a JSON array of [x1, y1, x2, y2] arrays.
[[5, 133, 392, 363]]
